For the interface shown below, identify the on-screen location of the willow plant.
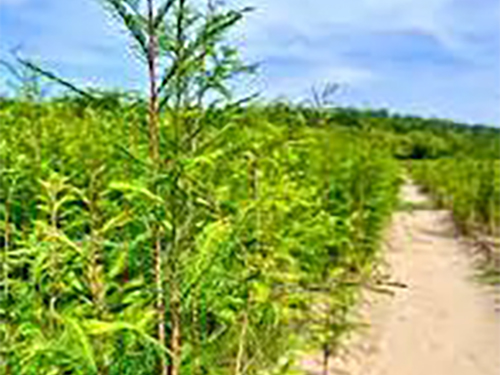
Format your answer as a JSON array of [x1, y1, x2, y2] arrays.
[[99, 0, 254, 373]]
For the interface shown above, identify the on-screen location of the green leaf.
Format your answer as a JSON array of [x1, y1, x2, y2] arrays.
[[109, 181, 165, 204], [63, 317, 98, 373]]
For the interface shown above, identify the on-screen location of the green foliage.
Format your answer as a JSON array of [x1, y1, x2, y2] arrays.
[[275, 104, 500, 160], [410, 159, 500, 235], [410, 158, 500, 286], [12, 0, 500, 372], [0, 98, 400, 374]]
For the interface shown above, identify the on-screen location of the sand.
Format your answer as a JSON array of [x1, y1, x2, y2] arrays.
[[300, 182, 500, 375]]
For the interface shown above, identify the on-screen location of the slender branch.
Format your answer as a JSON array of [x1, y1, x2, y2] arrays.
[[147, 0, 161, 164], [18, 58, 96, 99]]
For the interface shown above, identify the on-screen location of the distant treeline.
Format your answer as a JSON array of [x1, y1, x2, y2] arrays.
[[1, 94, 499, 161], [269, 104, 500, 160]]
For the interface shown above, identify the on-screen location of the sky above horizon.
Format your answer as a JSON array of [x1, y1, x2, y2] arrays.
[[0, 0, 499, 125]]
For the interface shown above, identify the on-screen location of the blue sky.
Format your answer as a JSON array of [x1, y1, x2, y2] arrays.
[[1, 0, 499, 125]]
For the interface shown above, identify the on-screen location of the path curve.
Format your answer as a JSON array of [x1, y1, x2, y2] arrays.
[[302, 182, 500, 375]]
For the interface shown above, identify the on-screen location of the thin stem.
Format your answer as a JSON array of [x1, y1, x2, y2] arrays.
[[234, 308, 248, 375], [147, 0, 160, 164], [155, 234, 168, 375], [322, 343, 330, 375], [190, 285, 201, 375], [146, 3, 168, 374], [168, 261, 181, 375], [2, 196, 11, 375]]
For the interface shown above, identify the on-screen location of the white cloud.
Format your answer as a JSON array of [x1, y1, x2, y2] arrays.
[[232, 0, 498, 103], [238, 0, 496, 61]]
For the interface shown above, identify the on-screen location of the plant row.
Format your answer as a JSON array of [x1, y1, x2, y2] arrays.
[[0, 102, 400, 375]]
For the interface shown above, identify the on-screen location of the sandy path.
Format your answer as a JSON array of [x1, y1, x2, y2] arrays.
[[301, 182, 500, 375]]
